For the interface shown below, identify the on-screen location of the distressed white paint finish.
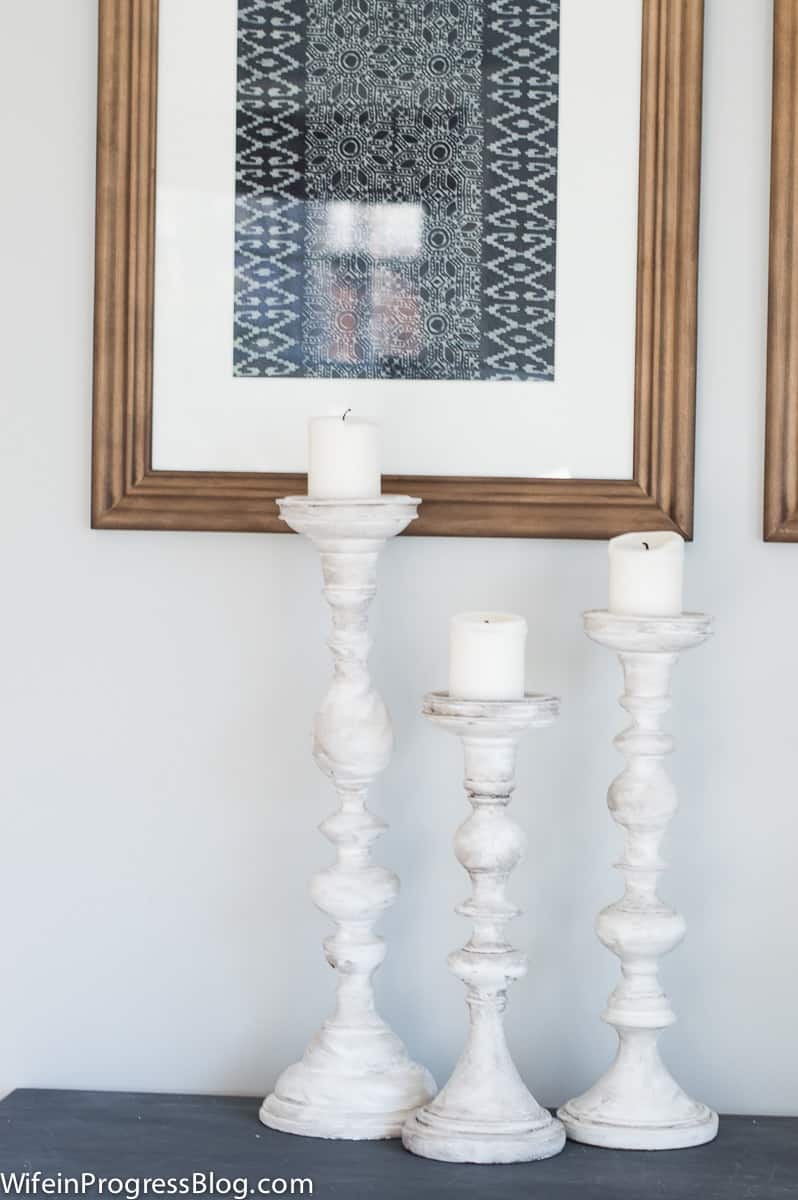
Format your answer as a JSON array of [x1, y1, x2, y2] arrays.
[[402, 693, 566, 1164], [558, 611, 719, 1151], [261, 497, 436, 1140]]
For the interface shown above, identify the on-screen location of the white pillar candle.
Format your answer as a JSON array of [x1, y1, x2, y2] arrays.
[[308, 413, 381, 499], [449, 613, 527, 701], [608, 531, 685, 617]]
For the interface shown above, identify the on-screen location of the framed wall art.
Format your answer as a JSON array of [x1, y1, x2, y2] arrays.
[[92, 0, 704, 538], [765, 0, 798, 542]]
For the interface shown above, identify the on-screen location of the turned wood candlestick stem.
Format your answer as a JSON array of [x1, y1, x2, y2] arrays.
[[558, 611, 718, 1151], [402, 692, 565, 1164], [260, 497, 436, 1141]]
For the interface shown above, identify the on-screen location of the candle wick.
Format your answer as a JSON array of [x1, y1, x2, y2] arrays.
[[642, 541, 650, 550], [342, 408, 352, 422]]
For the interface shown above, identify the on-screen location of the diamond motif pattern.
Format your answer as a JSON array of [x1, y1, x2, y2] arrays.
[[234, 0, 559, 381]]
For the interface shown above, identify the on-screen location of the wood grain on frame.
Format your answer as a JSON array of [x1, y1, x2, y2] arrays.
[[766, 0, 798, 541], [92, 0, 703, 539]]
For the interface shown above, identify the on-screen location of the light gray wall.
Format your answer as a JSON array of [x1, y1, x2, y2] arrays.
[[2, 0, 796, 1114]]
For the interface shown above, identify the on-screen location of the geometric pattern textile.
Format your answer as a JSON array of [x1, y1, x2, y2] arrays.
[[234, 0, 559, 380]]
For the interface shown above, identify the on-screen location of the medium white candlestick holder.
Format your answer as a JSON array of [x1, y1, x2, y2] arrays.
[[558, 611, 718, 1151], [402, 692, 566, 1164], [261, 497, 436, 1140]]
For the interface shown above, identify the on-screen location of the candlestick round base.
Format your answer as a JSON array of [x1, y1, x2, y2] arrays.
[[259, 1092, 423, 1142], [557, 1104, 718, 1151], [402, 1106, 566, 1164], [261, 1043, 436, 1141]]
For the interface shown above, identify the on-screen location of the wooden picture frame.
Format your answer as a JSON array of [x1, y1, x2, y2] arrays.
[[766, 0, 798, 541], [92, 0, 704, 539]]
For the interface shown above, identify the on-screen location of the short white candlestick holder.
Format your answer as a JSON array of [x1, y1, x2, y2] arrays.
[[558, 611, 718, 1151], [261, 497, 436, 1140], [402, 692, 566, 1165]]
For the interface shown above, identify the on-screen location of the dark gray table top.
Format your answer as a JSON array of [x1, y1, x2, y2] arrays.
[[0, 1090, 794, 1199]]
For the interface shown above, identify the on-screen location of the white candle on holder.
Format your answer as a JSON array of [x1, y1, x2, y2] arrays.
[[608, 531, 684, 617], [449, 613, 527, 701], [308, 413, 381, 499]]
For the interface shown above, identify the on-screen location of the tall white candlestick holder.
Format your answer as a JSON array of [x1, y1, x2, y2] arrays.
[[558, 611, 718, 1151], [402, 692, 566, 1164], [261, 497, 436, 1140]]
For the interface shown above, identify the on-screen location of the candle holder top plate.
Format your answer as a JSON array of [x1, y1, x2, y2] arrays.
[[423, 691, 560, 737], [583, 611, 713, 655], [278, 496, 421, 541]]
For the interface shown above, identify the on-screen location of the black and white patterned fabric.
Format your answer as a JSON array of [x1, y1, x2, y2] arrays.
[[234, 0, 559, 381]]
